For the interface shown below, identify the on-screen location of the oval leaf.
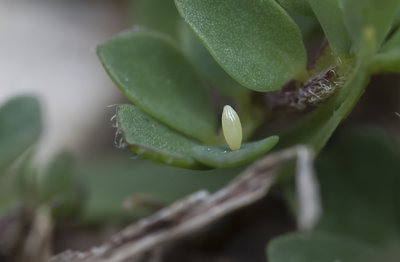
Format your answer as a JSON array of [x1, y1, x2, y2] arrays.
[[175, 0, 307, 92], [116, 104, 205, 169], [98, 31, 216, 142], [39, 153, 82, 220], [179, 22, 248, 98], [0, 96, 41, 173], [306, 0, 352, 56], [191, 136, 279, 168]]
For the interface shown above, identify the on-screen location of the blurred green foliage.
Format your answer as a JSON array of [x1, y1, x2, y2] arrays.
[[268, 127, 400, 261]]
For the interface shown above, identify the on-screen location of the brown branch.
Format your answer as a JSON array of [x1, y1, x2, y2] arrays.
[[52, 146, 320, 262]]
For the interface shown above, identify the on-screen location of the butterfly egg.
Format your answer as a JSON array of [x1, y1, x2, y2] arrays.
[[222, 105, 242, 151]]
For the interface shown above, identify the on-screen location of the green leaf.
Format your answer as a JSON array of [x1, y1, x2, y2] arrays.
[[79, 157, 241, 224], [191, 136, 279, 168], [381, 29, 400, 52], [15, 149, 37, 195], [0, 150, 34, 216], [288, 11, 319, 39], [340, 0, 400, 52], [39, 153, 75, 201], [315, 128, 400, 244], [371, 28, 400, 73], [306, 0, 352, 56], [98, 31, 216, 142], [268, 127, 400, 262], [0, 96, 41, 173], [134, 0, 181, 39], [179, 22, 248, 98], [38, 153, 82, 220], [116, 104, 205, 169], [175, 0, 307, 92], [0, 189, 20, 217], [276, 0, 314, 17], [394, 8, 400, 29], [268, 233, 378, 262]]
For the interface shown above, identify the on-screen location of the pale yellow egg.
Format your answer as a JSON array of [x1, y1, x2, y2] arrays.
[[222, 105, 242, 151]]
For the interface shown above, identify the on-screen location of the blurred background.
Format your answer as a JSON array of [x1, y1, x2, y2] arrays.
[[0, 1, 399, 262], [0, 1, 249, 260], [0, 0, 127, 162]]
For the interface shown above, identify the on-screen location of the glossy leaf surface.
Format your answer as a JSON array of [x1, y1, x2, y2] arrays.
[[116, 104, 204, 169], [175, 0, 307, 92], [191, 136, 279, 168], [98, 31, 216, 142]]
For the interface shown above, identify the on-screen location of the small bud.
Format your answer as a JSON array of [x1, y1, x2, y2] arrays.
[[222, 105, 242, 151]]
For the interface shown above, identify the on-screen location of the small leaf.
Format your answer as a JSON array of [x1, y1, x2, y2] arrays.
[[15, 149, 37, 195], [134, 0, 181, 39], [371, 28, 400, 73], [276, 0, 314, 17], [340, 0, 400, 52], [39, 153, 75, 202], [179, 22, 248, 98], [116, 104, 205, 169], [191, 136, 279, 168], [268, 233, 378, 262], [38, 153, 82, 220], [175, 0, 307, 92], [306, 0, 352, 56], [0, 96, 41, 173], [98, 31, 216, 142]]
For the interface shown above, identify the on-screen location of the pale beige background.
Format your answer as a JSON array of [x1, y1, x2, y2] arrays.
[[0, 0, 128, 163]]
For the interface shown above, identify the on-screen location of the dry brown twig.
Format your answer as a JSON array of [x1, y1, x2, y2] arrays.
[[52, 146, 321, 262], [0, 206, 53, 262]]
